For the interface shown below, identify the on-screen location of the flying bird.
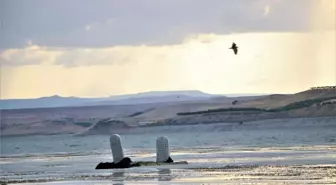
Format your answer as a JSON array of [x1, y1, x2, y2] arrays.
[[229, 42, 238, 55]]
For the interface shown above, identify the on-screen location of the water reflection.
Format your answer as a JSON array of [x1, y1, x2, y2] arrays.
[[111, 171, 125, 185], [158, 168, 172, 181]]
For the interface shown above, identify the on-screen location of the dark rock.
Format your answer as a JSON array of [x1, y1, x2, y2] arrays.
[[95, 157, 140, 169], [166, 156, 174, 163]]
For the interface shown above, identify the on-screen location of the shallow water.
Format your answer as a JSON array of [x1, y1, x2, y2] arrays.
[[1, 118, 336, 184]]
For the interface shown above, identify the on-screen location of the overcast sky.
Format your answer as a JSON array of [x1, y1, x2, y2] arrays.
[[1, 0, 314, 49], [1, 0, 335, 99]]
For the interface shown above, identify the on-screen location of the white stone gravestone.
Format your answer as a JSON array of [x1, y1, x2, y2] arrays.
[[110, 134, 124, 163], [156, 136, 170, 163]]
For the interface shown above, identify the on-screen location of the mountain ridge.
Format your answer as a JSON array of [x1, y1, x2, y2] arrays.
[[0, 90, 226, 110]]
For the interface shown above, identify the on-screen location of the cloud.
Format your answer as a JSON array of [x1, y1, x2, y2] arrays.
[[85, 25, 91, 31], [1, 29, 335, 69], [1, 31, 335, 98], [263, 5, 271, 16], [54, 47, 134, 67], [0, 45, 133, 67], [0, 44, 60, 66], [310, 0, 336, 31], [0, 0, 318, 49], [27, 40, 33, 46]]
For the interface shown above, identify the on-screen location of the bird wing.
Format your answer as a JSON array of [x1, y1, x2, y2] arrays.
[[233, 48, 238, 55]]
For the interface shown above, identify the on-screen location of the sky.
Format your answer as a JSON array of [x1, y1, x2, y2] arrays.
[[0, 0, 335, 99]]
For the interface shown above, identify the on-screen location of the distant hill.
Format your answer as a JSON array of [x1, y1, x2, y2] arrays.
[[0, 95, 98, 110], [81, 94, 217, 106], [1, 87, 335, 136], [0, 90, 223, 110]]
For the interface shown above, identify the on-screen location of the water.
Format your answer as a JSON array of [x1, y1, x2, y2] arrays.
[[1, 118, 336, 184]]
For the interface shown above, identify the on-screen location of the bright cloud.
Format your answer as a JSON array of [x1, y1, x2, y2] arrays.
[[1, 31, 335, 99], [264, 5, 271, 16], [85, 25, 91, 31]]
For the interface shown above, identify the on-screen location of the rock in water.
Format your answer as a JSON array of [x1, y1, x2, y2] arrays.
[[95, 157, 140, 169]]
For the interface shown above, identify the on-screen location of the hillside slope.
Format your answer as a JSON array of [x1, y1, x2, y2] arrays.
[[148, 103, 336, 127], [0, 90, 221, 109], [127, 96, 262, 121], [1, 87, 335, 136], [238, 89, 336, 108]]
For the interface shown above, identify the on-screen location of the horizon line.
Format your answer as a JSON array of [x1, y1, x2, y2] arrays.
[[3, 85, 335, 100], [0, 90, 278, 101]]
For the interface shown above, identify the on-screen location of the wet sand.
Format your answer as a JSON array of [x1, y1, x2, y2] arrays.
[[10, 164, 336, 185]]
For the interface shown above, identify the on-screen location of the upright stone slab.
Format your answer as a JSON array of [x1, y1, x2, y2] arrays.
[[110, 134, 124, 163], [156, 136, 170, 163]]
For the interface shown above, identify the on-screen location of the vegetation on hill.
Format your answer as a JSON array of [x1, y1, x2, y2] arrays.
[[176, 96, 336, 116], [127, 108, 155, 117], [270, 96, 336, 112], [177, 107, 267, 115], [73, 122, 92, 127]]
